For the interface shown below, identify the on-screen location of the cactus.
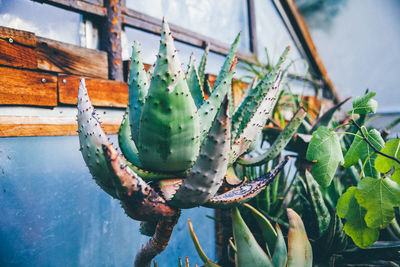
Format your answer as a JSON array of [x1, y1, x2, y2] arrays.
[[77, 18, 291, 267], [187, 205, 312, 267]]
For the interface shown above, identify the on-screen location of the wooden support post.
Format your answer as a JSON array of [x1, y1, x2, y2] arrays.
[[103, 0, 124, 81], [247, 0, 258, 58]]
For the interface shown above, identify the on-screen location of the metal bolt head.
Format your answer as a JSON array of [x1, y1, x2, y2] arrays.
[[62, 79, 67, 84], [8, 38, 13, 43], [41, 78, 46, 83]]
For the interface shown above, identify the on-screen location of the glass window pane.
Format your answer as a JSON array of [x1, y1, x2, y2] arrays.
[[0, 136, 215, 266], [297, 0, 400, 113], [0, 0, 99, 49], [123, 26, 248, 78], [254, 0, 307, 76], [126, 0, 250, 51]]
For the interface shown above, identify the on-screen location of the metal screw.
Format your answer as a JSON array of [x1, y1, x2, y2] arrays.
[[8, 38, 13, 43], [62, 79, 67, 84], [41, 78, 46, 83]]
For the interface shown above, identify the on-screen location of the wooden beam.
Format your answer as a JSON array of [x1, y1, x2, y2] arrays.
[[0, 67, 57, 106], [36, 36, 109, 79], [247, 0, 258, 57], [279, 0, 340, 102], [103, 0, 124, 81], [33, 0, 106, 16], [0, 27, 37, 69], [58, 74, 128, 107], [0, 116, 120, 137]]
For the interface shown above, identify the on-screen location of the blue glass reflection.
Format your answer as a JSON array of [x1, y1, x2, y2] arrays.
[[125, 0, 250, 51], [0, 0, 83, 46], [0, 136, 215, 266]]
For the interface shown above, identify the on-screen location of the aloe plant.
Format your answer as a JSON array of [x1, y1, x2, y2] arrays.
[[77, 18, 294, 266], [187, 204, 312, 267]]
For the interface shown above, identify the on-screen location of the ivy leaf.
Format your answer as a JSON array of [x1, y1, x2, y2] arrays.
[[355, 177, 400, 229], [375, 139, 400, 183], [306, 126, 343, 187], [337, 187, 379, 248], [348, 92, 378, 115], [343, 129, 384, 178]]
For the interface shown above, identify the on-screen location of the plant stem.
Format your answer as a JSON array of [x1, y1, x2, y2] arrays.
[[134, 211, 181, 267], [351, 120, 400, 165]]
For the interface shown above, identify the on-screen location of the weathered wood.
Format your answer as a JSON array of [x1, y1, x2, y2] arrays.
[[0, 38, 37, 69], [0, 116, 121, 137], [0, 67, 57, 106], [0, 26, 36, 47], [32, 0, 106, 16], [279, 0, 339, 102], [58, 74, 128, 107], [36, 36, 108, 79], [103, 0, 124, 81]]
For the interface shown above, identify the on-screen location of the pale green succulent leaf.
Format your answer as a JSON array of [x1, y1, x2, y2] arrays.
[[232, 207, 273, 267], [128, 41, 149, 145], [170, 98, 230, 208], [355, 177, 400, 229], [287, 208, 313, 267], [336, 187, 379, 248], [272, 224, 288, 267], [198, 44, 209, 88], [118, 108, 142, 167], [243, 203, 277, 255], [138, 19, 200, 172], [237, 107, 306, 166], [306, 126, 343, 187], [186, 54, 204, 108]]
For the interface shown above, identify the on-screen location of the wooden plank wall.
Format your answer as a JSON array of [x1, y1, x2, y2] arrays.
[[0, 26, 248, 137]]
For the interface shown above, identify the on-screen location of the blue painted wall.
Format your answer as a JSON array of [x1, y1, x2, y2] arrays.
[[0, 136, 216, 266]]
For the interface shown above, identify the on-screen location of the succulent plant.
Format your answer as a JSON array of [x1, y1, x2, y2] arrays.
[[187, 204, 312, 267], [77, 18, 290, 266]]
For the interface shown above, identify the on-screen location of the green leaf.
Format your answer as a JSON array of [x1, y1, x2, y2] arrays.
[[231, 207, 273, 267], [304, 171, 331, 238], [349, 92, 378, 114], [287, 209, 313, 267], [272, 224, 288, 267], [375, 139, 400, 183], [355, 177, 400, 229], [336, 187, 379, 248], [343, 129, 384, 178], [306, 126, 343, 187]]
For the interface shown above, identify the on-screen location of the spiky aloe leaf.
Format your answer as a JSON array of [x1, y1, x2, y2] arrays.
[[198, 63, 235, 141], [103, 144, 177, 221], [287, 208, 313, 267], [232, 47, 289, 139], [170, 98, 231, 208], [232, 207, 273, 267], [204, 156, 289, 208], [230, 70, 283, 163], [138, 18, 200, 172], [186, 54, 204, 108], [237, 107, 306, 166], [119, 109, 179, 181], [128, 41, 149, 145], [213, 33, 240, 89], [198, 44, 209, 88], [118, 108, 141, 167], [77, 78, 118, 198]]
